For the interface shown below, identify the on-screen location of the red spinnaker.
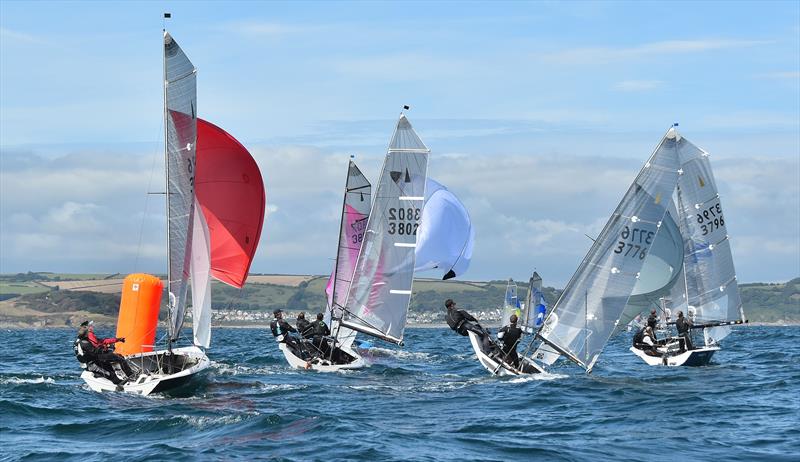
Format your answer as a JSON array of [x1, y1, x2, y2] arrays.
[[196, 118, 266, 288]]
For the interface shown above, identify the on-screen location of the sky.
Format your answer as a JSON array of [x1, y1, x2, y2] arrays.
[[1, 1, 798, 286]]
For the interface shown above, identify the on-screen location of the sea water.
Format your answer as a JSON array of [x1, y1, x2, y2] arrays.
[[1, 326, 798, 461]]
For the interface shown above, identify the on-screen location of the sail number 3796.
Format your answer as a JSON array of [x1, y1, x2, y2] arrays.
[[614, 226, 653, 259], [696, 203, 724, 236], [388, 207, 420, 235]]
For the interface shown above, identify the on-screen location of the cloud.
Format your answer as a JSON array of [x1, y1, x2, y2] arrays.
[[1, 139, 797, 285], [541, 39, 770, 65], [328, 53, 468, 81], [614, 80, 664, 92], [0, 27, 47, 45]]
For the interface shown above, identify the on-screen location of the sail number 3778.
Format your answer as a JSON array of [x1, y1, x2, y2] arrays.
[[388, 207, 420, 235]]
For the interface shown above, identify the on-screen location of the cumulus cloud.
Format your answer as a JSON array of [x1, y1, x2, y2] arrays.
[[1, 138, 797, 285]]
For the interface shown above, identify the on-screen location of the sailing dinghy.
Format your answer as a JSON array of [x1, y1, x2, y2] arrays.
[[80, 31, 265, 394], [278, 112, 432, 371], [468, 273, 548, 375], [628, 126, 746, 367]]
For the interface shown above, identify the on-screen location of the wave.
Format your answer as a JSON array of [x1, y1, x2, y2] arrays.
[[0, 376, 56, 385]]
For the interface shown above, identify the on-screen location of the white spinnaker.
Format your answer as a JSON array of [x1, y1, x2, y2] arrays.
[[671, 131, 743, 343], [414, 178, 475, 280], [164, 31, 197, 341], [341, 114, 429, 344], [190, 199, 212, 348], [533, 128, 682, 371]]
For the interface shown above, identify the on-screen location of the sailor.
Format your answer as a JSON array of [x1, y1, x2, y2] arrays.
[[74, 322, 134, 387], [497, 314, 522, 368], [270, 309, 305, 355], [296, 312, 312, 339], [85, 320, 125, 350], [309, 313, 331, 355], [647, 309, 658, 330], [445, 299, 484, 336], [675, 311, 694, 351]]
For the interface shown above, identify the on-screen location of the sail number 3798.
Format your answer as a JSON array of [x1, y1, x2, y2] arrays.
[[614, 226, 653, 259], [388, 207, 420, 235]]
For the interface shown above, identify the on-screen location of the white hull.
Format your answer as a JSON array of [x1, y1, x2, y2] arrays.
[[630, 345, 719, 367], [278, 340, 365, 372], [468, 331, 543, 376], [80, 346, 210, 395]]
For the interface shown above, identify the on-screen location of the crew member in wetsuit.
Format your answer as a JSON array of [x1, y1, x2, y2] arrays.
[[296, 312, 312, 339], [309, 313, 332, 356], [675, 311, 694, 351], [83, 321, 136, 379], [445, 299, 493, 352], [497, 314, 522, 368], [74, 323, 131, 388], [647, 309, 658, 330], [270, 309, 304, 356]]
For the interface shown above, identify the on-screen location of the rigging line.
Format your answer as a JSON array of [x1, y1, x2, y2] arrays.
[[134, 116, 165, 273]]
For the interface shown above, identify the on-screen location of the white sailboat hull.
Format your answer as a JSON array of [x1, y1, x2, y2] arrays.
[[468, 331, 543, 376], [80, 346, 210, 396], [630, 345, 718, 367], [278, 340, 365, 372]]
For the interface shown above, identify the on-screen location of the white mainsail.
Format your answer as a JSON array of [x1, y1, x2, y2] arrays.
[[521, 272, 546, 332], [164, 31, 198, 342], [501, 279, 520, 327], [341, 114, 429, 344], [414, 178, 475, 280], [533, 127, 683, 372], [666, 130, 744, 344]]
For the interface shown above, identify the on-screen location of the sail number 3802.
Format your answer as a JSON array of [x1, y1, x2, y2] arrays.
[[614, 226, 653, 259], [388, 207, 420, 235]]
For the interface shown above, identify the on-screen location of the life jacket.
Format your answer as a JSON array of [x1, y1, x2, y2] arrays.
[[632, 328, 645, 346]]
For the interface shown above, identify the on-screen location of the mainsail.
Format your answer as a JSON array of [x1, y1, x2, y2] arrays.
[[667, 130, 744, 344], [164, 31, 197, 342], [341, 114, 429, 344], [501, 279, 520, 327], [521, 272, 546, 332], [534, 128, 683, 372], [326, 160, 372, 348], [414, 178, 475, 280]]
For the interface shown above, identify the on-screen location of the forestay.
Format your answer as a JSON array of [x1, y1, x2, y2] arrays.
[[164, 32, 198, 342], [534, 128, 683, 372], [341, 114, 429, 344], [667, 131, 744, 344]]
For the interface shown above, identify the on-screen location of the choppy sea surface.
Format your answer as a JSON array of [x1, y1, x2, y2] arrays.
[[0, 326, 798, 461]]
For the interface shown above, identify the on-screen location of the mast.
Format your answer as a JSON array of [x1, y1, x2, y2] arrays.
[[162, 25, 174, 346], [329, 157, 354, 317]]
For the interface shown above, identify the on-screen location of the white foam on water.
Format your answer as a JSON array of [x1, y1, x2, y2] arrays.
[[1, 376, 56, 385], [368, 347, 433, 361], [508, 371, 567, 383], [178, 413, 252, 429]]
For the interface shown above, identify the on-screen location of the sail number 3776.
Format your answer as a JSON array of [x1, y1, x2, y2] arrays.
[[388, 207, 420, 235], [614, 226, 653, 259]]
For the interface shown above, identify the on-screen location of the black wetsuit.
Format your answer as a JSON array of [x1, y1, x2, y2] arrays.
[[675, 317, 693, 351], [309, 320, 331, 356], [297, 318, 312, 338], [75, 335, 128, 384], [647, 314, 658, 330], [446, 308, 483, 337], [498, 325, 522, 368], [271, 318, 304, 356]]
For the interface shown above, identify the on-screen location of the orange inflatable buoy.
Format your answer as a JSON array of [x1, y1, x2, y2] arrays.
[[115, 274, 163, 356]]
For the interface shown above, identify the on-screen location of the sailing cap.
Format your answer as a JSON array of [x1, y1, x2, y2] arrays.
[[273, 309, 283, 315], [445, 299, 455, 308], [80, 320, 94, 327]]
